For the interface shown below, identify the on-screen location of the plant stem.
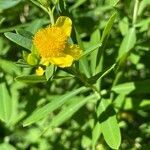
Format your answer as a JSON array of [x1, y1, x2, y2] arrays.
[[132, 0, 139, 25], [30, 0, 55, 25], [47, 7, 55, 25]]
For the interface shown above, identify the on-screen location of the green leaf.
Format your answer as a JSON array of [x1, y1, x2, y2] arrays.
[[117, 27, 136, 60], [114, 97, 150, 110], [95, 12, 117, 81], [16, 75, 47, 83], [75, 28, 91, 77], [49, 95, 95, 127], [101, 12, 117, 43], [90, 29, 101, 75], [138, 0, 150, 15], [4, 32, 32, 50], [92, 122, 102, 150], [0, 143, 16, 150], [81, 135, 91, 149], [0, 58, 21, 75], [45, 65, 55, 81], [0, 83, 12, 123], [15, 59, 30, 68], [16, 29, 33, 39], [0, 17, 5, 26], [81, 43, 101, 58], [113, 94, 125, 109], [26, 19, 47, 34], [119, 17, 129, 36], [88, 63, 116, 84], [112, 80, 150, 95], [129, 53, 140, 65], [105, 0, 120, 6], [97, 99, 121, 149], [23, 87, 87, 126], [0, 0, 22, 10], [112, 82, 135, 95]]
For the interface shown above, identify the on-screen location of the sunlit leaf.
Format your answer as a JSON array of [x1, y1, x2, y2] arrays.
[[117, 27, 136, 59], [101, 12, 117, 43], [23, 87, 87, 126], [97, 99, 121, 149], [112, 80, 150, 95], [4, 32, 32, 50], [49, 95, 95, 127], [0, 83, 12, 123], [0, 0, 22, 10], [16, 75, 47, 83]]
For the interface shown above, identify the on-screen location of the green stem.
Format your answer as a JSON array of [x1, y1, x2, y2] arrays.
[[99, 63, 116, 80], [30, 0, 55, 25], [30, 0, 48, 13], [132, 0, 139, 25], [110, 71, 123, 101], [71, 67, 101, 97]]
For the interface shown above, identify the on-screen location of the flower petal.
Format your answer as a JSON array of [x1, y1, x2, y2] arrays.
[[64, 44, 82, 60], [49, 55, 74, 68], [40, 57, 50, 66], [55, 16, 72, 37]]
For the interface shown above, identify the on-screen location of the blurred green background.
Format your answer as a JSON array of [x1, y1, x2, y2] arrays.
[[0, 0, 150, 149]]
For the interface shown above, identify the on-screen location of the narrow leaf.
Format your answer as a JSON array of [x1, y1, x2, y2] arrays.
[[23, 87, 87, 126], [0, 83, 12, 123], [81, 43, 101, 58], [16, 75, 47, 83], [88, 63, 116, 84], [117, 27, 136, 59], [90, 29, 101, 75], [106, 0, 120, 6], [101, 12, 117, 43], [75, 29, 91, 77], [49, 95, 96, 127]]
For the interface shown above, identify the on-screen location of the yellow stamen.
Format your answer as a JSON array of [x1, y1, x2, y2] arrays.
[[33, 26, 68, 58]]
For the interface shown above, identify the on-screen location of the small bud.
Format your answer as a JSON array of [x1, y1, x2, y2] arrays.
[[27, 53, 38, 66], [36, 66, 44, 76]]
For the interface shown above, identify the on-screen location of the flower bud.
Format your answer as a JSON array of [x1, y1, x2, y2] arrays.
[[27, 53, 38, 66]]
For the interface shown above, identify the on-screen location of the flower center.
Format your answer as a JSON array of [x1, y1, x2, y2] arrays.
[[33, 26, 68, 58]]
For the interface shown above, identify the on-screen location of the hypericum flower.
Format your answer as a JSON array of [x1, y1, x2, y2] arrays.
[[33, 16, 82, 68]]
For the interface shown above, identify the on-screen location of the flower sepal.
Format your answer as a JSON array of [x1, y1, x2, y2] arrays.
[[27, 53, 39, 66]]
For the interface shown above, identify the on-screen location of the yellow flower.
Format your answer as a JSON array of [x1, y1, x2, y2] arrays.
[[33, 16, 82, 68]]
